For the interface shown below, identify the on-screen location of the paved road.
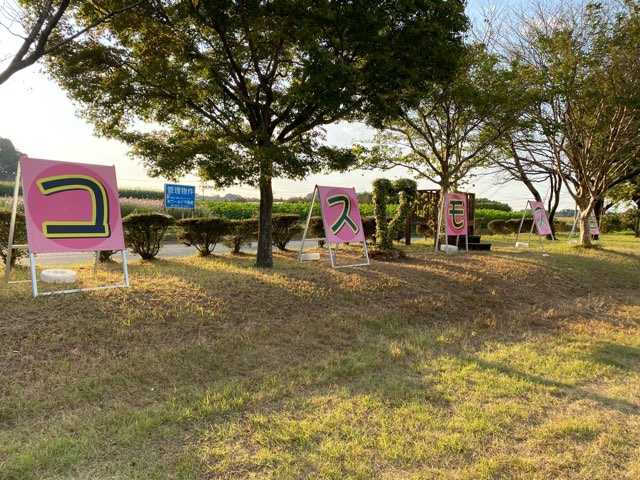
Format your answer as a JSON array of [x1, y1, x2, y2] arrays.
[[21, 237, 422, 267], [21, 240, 315, 266]]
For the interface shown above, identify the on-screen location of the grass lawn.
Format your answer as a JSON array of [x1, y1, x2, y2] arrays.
[[1, 234, 639, 479]]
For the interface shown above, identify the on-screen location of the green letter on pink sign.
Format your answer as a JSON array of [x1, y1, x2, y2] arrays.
[[21, 157, 125, 253], [530, 201, 552, 235], [317, 186, 365, 244], [444, 193, 467, 236]]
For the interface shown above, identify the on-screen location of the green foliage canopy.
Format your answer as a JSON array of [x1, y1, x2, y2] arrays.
[[45, 0, 467, 267], [0, 137, 22, 181], [505, 1, 640, 245], [357, 42, 522, 193]]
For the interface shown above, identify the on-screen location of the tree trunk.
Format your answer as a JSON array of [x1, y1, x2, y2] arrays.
[[593, 198, 604, 241], [578, 208, 593, 247], [256, 161, 274, 268], [635, 205, 640, 238], [546, 176, 562, 240]]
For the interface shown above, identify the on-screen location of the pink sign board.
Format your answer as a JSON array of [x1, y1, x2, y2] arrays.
[[21, 157, 125, 253], [317, 186, 366, 244], [444, 193, 467, 236], [530, 201, 553, 235], [588, 214, 600, 235]]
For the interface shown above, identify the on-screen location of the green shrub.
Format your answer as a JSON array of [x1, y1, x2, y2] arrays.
[[553, 219, 572, 233], [0, 210, 27, 266], [223, 219, 259, 254], [600, 212, 624, 233], [203, 201, 260, 219], [177, 217, 231, 257], [307, 216, 326, 246], [97, 250, 119, 262], [272, 214, 302, 251], [621, 208, 639, 232], [202, 200, 394, 221], [476, 198, 512, 211], [416, 223, 434, 238], [122, 213, 175, 260], [475, 209, 520, 229], [308, 216, 325, 237], [506, 218, 533, 233], [0, 182, 21, 197], [487, 219, 509, 235], [362, 216, 377, 242]]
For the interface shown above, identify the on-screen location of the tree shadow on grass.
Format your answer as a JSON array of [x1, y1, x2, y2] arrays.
[[2, 247, 640, 477], [469, 357, 640, 416]]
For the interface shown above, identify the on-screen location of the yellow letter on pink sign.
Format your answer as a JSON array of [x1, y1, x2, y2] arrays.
[[21, 157, 125, 253], [444, 193, 467, 236]]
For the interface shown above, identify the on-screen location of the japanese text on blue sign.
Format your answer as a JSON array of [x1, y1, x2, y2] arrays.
[[165, 184, 196, 209]]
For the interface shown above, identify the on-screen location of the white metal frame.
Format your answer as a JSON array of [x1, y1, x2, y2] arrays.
[[3, 158, 130, 297], [434, 195, 468, 254], [298, 186, 370, 269], [515, 201, 556, 250]]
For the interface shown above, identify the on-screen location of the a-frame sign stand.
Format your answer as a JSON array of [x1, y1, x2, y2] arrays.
[[298, 185, 370, 269], [434, 194, 468, 254], [515, 200, 556, 250], [3, 157, 130, 297], [3, 161, 30, 285]]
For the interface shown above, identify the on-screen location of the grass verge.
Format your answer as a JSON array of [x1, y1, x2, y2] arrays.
[[1, 235, 639, 479]]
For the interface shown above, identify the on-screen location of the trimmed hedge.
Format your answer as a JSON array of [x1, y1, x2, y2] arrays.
[[122, 213, 175, 260], [223, 219, 259, 254], [487, 220, 510, 235], [272, 214, 303, 251], [177, 217, 231, 256], [202, 200, 395, 220], [600, 210, 638, 233], [475, 209, 521, 229], [487, 217, 572, 235], [362, 216, 377, 241], [0, 182, 20, 197], [0, 210, 27, 266]]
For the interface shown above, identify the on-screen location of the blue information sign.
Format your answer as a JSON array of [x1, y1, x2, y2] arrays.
[[164, 183, 196, 209]]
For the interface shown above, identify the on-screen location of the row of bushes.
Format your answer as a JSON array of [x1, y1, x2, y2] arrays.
[[487, 218, 572, 235], [202, 200, 397, 220], [122, 213, 401, 260], [600, 210, 639, 233], [118, 213, 308, 260], [475, 209, 522, 229], [1, 207, 408, 265], [1, 194, 398, 222]]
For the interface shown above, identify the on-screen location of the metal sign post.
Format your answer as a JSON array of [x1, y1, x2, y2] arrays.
[[298, 185, 370, 269], [3, 161, 27, 283], [4, 157, 131, 297], [435, 193, 468, 254], [515, 201, 555, 249]]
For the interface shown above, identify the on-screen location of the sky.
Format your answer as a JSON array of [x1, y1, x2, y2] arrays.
[[0, 1, 577, 210]]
